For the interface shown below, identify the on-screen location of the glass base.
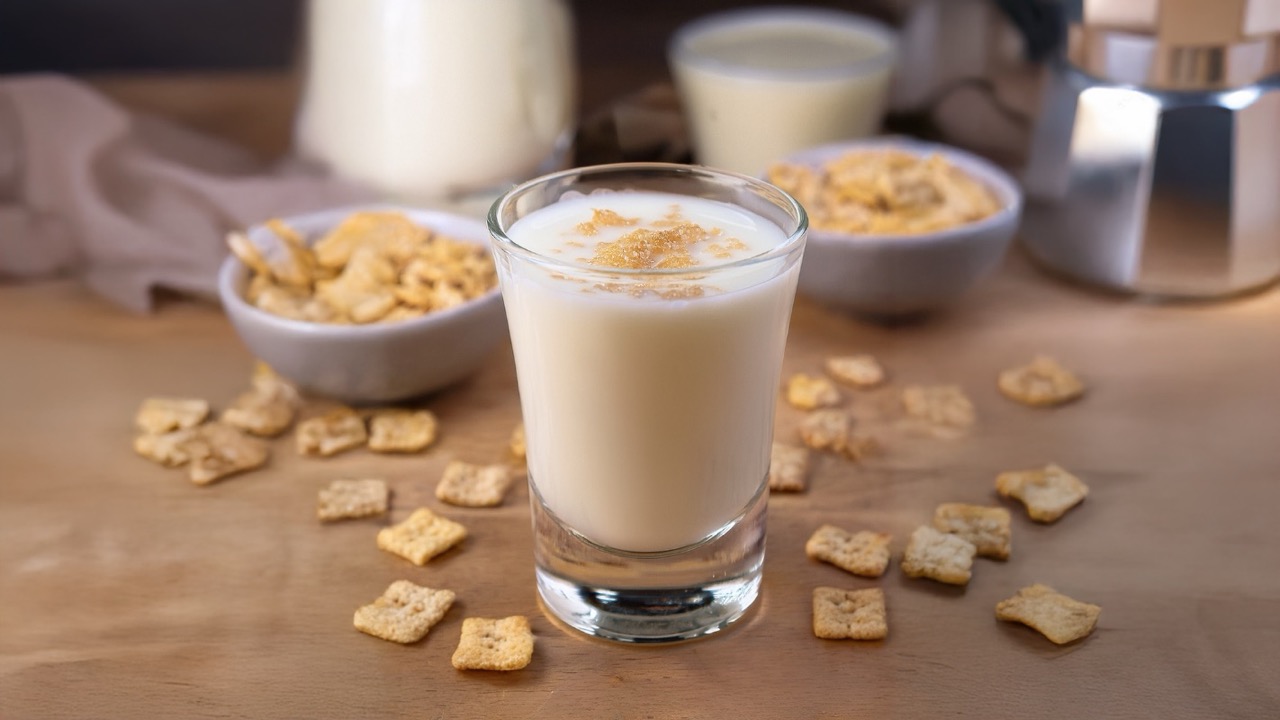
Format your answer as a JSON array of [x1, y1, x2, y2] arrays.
[[530, 480, 767, 644]]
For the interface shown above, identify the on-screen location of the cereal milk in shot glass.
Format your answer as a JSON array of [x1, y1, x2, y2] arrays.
[[488, 164, 807, 642]]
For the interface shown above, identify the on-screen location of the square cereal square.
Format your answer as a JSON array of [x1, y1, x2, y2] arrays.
[[368, 410, 439, 453], [435, 461, 513, 508], [297, 408, 368, 457], [813, 587, 887, 640], [825, 355, 886, 388], [996, 464, 1089, 523], [318, 478, 389, 522], [932, 503, 1012, 560], [996, 584, 1100, 644], [805, 525, 891, 578], [998, 356, 1084, 407], [901, 525, 975, 585], [136, 397, 210, 435], [376, 508, 467, 565], [786, 373, 842, 410], [451, 616, 535, 671], [901, 385, 975, 428], [769, 443, 811, 493], [353, 580, 455, 644]]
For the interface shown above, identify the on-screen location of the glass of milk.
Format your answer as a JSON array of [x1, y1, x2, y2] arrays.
[[669, 7, 898, 175], [295, 0, 576, 209], [489, 164, 807, 643]]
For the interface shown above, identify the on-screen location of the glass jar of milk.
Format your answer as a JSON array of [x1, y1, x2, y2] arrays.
[[295, 0, 577, 206]]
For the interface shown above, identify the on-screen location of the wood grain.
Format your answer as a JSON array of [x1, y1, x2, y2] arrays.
[[3, 256, 1278, 719]]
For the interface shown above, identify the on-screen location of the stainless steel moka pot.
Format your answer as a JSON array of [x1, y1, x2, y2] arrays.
[[1022, 0, 1280, 297]]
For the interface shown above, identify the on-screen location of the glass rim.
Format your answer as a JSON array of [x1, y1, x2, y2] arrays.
[[486, 162, 808, 278], [667, 7, 899, 83]]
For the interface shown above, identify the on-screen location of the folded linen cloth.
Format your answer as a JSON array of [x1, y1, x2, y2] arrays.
[[0, 74, 372, 312]]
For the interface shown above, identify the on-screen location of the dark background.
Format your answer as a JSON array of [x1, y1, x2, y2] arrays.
[[0, 0, 894, 77]]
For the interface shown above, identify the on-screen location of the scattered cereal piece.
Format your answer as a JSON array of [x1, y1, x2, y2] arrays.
[[435, 461, 513, 508], [368, 410, 439, 453], [509, 423, 526, 462], [901, 385, 975, 429], [297, 408, 368, 457], [250, 362, 300, 405], [996, 584, 1101, 645], [185, 422, 269, 485], [451, 616, 535, 671], [825, 355, 886, 388], [769, 442, 811, 493], [998, 356, 1085, 407], [318, 478, 389, 522], [135, 397, 210, 435], [799, 410, 878, 460], [805, 525, 891, 578], [901, 525, 976, 585], [812, 587, 887, 641], [786, 373, 842, 410], [996, 464, 1089, 523], [221, 390, 295, 437], [353, 580, 455, 644], [932, 503, 1012, 560], [133, 427, 200, 467], [376, 508, 467, 565]]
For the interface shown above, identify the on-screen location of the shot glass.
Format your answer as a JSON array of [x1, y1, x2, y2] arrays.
[[669, 7, 898, 175], [488, 164, 807, 642]]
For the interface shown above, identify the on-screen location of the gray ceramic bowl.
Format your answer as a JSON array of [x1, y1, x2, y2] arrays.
[[776, 138, 1022, 317], [217, 206, 507, 404]]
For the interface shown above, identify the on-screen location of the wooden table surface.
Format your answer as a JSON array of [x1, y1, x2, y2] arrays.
[[4, 254, 1280, 718], [3, 30, 1280, 714]]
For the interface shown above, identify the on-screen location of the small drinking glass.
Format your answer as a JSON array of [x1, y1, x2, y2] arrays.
[[488, 163, 807, 642]]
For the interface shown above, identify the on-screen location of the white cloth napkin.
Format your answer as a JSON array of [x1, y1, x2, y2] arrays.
[[0, 74, 373, 312]]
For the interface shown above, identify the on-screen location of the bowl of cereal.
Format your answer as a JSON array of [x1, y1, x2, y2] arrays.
[[217, 206, 506, 403], [766, 138, 1022, 316]]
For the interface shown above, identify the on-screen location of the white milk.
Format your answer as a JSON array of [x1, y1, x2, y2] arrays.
[[670, 8, 897, 175], [297, 0, 575, 201], [501, 192, 800, 553]]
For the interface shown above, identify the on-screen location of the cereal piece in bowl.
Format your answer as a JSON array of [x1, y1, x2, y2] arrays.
[[218, 207, 507, 403]]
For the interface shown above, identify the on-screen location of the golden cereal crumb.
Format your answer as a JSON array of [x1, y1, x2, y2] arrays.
[[768, 442, 811, 493], [901, 525, 975, 585], [996, 464, 1088, 523], [805, 525, 892, 578], [932, 503, 1012, 560], [901, 385, 975, 429], [184, 422, 269, 485], [799, 410, 878, 460], [998, 356, 1085, 407], [435, 461, 514, 508], [353, 580, 455, 644], [786, 373, 842, 410], [813, 587, 887, 641], [296, 408, 368, 457], [135, 397, 210, 435], [368, 410, 439, 453], [996, 584, 1100, 645], [317, 478, 389, 522], [376, 508, 467, 565], [451, 616, 535, 671], [509, 423, 527, 462], [825, 355, 886, 388]]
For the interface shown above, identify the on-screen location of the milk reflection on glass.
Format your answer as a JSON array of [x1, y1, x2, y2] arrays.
[[669, 7, 898, 175], [489, 165, 807, 642]]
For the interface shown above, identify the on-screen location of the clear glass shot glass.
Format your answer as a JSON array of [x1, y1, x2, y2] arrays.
[[488, 163, 807, 643]]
